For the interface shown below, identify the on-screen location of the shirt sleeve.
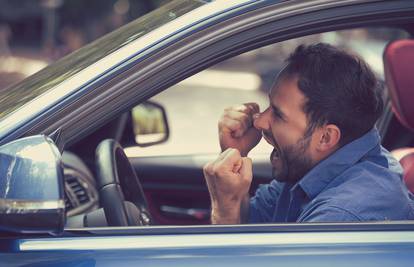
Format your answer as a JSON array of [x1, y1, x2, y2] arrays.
[[249, 180, 283, 223], [298, 205, 362, 222]]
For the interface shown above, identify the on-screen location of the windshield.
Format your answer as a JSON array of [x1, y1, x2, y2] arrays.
[[0, 0, 206, 121]]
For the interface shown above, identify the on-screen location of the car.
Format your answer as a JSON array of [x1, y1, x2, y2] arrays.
[[2, 0, 414, 266]]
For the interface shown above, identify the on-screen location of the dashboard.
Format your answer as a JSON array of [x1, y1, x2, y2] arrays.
[[62, 152, 99, 217]]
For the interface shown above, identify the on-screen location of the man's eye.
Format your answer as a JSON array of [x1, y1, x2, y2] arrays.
[[271, 108, 287, 122], [272, 109, 283, 119]]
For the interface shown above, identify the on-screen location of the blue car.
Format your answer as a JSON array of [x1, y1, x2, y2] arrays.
[[2, 0, 414, 266]]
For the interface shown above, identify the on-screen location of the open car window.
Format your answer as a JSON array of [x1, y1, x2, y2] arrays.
[[81, 26, 412, 229], [59, 25, 413, 230], [125, 27, 409, 159]]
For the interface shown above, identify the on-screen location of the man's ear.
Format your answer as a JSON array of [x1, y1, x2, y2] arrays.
[[317, 124, 341, 152]]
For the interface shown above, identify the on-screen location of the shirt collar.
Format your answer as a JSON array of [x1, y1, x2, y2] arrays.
[[293, 127, 381, 199]]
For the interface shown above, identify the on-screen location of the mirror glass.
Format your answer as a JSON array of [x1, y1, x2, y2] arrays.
[[131, 102, 168, 146]]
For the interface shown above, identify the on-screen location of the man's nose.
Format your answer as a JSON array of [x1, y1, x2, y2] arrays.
[[253, 109, 270, 131]]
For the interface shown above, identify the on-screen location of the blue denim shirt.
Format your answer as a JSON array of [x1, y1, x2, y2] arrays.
[[249, 128, 414, 223]]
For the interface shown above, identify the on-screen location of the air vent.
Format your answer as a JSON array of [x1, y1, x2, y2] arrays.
[[67, 175, 90, 204], [64, 168, 99, 217]]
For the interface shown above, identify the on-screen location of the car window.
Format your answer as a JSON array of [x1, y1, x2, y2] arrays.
[[60, 25, 414, 234], [124, 27, 409, 159]]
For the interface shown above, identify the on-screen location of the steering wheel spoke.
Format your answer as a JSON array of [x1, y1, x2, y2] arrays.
[[96, 139, 152, 226]]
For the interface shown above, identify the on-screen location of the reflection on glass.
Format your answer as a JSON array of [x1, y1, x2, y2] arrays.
[[132, 103, 166, 144]]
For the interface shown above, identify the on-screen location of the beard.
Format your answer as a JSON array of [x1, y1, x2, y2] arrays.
[[270, 134, 313, 184]]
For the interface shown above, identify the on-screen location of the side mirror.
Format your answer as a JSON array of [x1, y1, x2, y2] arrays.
[[131, 101, 169, 147], [0, 135, 65, 234]]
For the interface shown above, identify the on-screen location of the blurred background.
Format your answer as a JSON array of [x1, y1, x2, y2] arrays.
[[0, 0, 167, 90], [0, 0, 404, 91]]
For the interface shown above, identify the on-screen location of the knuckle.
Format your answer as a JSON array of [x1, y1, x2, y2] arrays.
[[241, 113, 249, 120], [243, 103, 253, 111], [224, 106, 236, 114], [234, 129, 243, 138], [203, 162, 214, 176], [235, 104, 247, 112], [251, 102, 259, 110], [218, 119, 225, 129], [235, 149, 241, 157], [239, 114, 250, 125], [240, 118, 249, 130], [219, 113, 230, 122], [234, 120, 242, 128], [219, 118, 236, 130], [212, 164, 221, 175], [229, 148, 241, 157]]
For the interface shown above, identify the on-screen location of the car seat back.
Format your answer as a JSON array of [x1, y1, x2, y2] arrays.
[[384, 39, 414, 193]]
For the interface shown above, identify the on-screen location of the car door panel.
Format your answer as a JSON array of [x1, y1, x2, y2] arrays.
[[5, 227, 414, 267], [130, 154, 272, 225]]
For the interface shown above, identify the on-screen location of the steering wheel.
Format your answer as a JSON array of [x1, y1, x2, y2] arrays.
[[95, 139, 152, 226]]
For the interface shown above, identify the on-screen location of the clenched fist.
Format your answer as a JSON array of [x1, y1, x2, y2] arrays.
[[219, 103, 262, 157], [203, 148, 253, 224]]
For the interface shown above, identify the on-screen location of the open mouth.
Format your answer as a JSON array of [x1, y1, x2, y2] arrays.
[[262, 131, 281, 161], [271, 146, 281, 162], [272, 145, 280, 156], [262, 131, 275, 146]]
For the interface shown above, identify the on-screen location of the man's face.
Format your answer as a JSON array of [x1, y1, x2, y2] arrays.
[[254, 76, 315, 184]]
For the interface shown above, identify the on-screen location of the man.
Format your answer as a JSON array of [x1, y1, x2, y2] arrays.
[[203, 43, 414, 224]]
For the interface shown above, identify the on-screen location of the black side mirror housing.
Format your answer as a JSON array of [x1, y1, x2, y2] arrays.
[[0, 135, 65, 234]]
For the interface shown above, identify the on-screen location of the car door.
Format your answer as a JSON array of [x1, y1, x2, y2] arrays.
[[2, 1, 414, 266], [4, 224, 414, 267]]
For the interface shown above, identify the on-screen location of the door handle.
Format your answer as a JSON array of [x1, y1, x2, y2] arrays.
[[160, 205, 209, 220]]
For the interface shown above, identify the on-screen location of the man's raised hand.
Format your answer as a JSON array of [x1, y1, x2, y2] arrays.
[[218, 103, 261, 157], [203, 148, 253, 224]]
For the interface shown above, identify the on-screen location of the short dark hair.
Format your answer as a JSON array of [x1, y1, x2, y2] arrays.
[[279, 43, 384, 146]]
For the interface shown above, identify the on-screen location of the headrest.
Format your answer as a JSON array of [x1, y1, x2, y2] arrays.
[[384, 39, 414, 131]]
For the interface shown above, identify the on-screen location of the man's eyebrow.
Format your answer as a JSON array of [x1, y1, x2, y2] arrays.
[[271, 104, 287, 120]]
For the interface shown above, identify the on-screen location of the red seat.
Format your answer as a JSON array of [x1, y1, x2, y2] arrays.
[[384, 39, 414, 193]]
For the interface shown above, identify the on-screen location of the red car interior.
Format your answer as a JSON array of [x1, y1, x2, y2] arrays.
[[384, 39, 414, 193]]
